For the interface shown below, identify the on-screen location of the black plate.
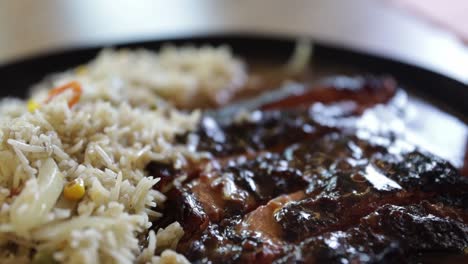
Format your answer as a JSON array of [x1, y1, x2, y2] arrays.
[[1, 33, 467, 115]]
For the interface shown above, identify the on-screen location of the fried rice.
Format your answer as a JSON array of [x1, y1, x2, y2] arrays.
[[0, 45, 246, 263]]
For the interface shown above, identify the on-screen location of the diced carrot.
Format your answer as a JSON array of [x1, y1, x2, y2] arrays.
[[45, 81, 83, 108]]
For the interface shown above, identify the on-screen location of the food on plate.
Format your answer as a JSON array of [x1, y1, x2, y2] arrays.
[[0, 43, 466, 264]]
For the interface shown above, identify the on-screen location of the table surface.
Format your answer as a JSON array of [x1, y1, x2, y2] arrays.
[[1, 0, 467, 84]]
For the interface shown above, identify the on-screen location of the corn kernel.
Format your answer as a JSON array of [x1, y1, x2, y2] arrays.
[[63, 178, 85, 201], [27, 100, 40, 113], [75, 65, 88, 76]]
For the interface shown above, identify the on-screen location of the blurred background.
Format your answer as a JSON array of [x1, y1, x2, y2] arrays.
[[1, 0, 467, 83]]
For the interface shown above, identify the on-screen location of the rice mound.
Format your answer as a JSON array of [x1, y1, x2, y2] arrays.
[[0, 45, 244, 263]]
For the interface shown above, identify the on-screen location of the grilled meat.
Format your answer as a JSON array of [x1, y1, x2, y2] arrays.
[[148, 75, 468, 263]]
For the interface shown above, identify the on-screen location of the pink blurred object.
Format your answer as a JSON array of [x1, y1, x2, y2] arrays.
[[390, 0, 468, 43]]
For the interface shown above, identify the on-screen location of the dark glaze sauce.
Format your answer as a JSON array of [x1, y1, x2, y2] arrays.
[[148, 75, 468, 263]]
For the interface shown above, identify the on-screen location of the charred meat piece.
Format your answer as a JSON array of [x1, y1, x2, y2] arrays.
[[181, 194, 303, 264], [163, 188, 210, 239], [177, 110, 334, 157], [261, 75, 397, 111], [181, 153, 310, 223], [276, 203, 468, 264], [223, 154, 308, 203]]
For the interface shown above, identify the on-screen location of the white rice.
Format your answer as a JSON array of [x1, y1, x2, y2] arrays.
[[0, 45, 245, 263]]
